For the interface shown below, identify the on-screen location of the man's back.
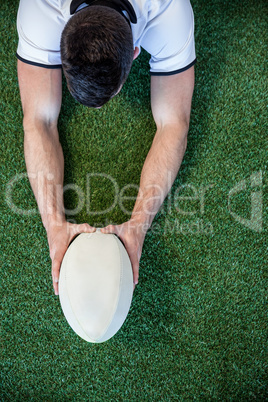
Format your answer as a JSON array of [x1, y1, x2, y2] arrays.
[[17, 0, 196, 75]]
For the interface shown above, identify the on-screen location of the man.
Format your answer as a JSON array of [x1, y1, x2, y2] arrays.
[[16, 0, 196, 295]]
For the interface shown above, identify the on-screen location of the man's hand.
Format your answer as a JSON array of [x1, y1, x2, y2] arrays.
[[48, 222, 96, 295], [101, 219, 147, 288]]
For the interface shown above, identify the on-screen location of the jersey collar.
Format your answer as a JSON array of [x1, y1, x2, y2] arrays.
[[70, 0, 137, 25]]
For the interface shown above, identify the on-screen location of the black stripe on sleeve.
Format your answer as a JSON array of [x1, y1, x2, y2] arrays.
[[150, 59, 197, 76], [16, 53, 62, 69]]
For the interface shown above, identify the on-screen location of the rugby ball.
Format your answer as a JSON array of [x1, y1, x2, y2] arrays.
[[59, 230, 133, 343]]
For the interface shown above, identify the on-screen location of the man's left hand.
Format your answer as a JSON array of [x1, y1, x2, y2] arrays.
[[101, 219, 147, 288]]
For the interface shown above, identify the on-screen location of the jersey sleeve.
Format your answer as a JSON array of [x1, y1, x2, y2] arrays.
[[141, 0, 196, 75], [16, 0, 66, 68]]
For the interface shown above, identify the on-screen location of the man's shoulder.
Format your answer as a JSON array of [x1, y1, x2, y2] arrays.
[[18, 0, 72, 17], [17, 0, 72, 67], [131, 0, 196, 76], [130, 0, 172, 17]]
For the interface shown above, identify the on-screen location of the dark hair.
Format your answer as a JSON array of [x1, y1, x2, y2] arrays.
[[60, 6, 134, 107]]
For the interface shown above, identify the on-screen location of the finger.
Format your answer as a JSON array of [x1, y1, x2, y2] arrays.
[[126, 248, 139, 285], [53, 277, 59, 296], [132, 263, 139, 286], [52, 258, 61, 296]]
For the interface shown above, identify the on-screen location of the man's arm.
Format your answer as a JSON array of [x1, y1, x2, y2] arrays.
[[102, 66, 195, 285], [17, 60, 95, 295], [132, 66, 195, 226]]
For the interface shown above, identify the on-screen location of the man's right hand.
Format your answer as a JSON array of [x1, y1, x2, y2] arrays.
[[47, 221, 96, 295]]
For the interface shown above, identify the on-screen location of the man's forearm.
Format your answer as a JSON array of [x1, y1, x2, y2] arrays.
[[131, 122, 188, 229], [23, 121, 65, 234]]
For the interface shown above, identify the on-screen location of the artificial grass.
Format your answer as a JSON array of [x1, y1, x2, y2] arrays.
[[1, 0, 267, 400]]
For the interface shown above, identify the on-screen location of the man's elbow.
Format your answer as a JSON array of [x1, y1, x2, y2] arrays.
[[168, 120, 188, 162], [22, 114, 58, 136], [173, 118, 189, 153]]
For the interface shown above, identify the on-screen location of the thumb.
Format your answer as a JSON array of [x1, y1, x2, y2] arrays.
[[101, 224, 118, 235], [73, 223, 96, 235]]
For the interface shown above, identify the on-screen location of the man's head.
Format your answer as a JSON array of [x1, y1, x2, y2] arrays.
[[61, 5, 134, 108]]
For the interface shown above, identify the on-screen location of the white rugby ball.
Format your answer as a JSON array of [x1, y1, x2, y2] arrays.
[[59, 230, 133, 343]]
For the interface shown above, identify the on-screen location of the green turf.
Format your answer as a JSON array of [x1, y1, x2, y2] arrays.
[[1, 0, 267, 400]]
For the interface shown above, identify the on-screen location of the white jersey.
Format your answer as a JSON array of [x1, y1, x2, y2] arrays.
[[16, 0, 196, 75]]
